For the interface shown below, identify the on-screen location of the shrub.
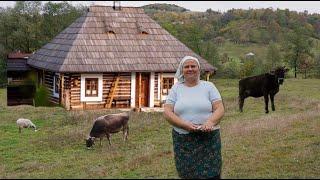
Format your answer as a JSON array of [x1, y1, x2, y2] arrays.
[[34, 85, 50, 107], [240, 60, 255, 78], [219, 58, 241, 78]]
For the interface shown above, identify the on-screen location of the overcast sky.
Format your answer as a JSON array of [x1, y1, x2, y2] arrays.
[[1, 1, 320, 14]]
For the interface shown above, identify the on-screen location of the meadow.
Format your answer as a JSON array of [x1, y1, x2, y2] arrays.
[[0, 78, 319, 178]]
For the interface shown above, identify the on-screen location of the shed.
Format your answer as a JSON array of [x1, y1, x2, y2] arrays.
[[6, 51, 35, 106], [246, 52, 255, 57]]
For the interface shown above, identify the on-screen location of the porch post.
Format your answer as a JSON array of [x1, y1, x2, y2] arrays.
[[149, 72, 155, 108], [206, 72, 211, 81], [159, 72, 163, 107], [138, 72, 142, 109]]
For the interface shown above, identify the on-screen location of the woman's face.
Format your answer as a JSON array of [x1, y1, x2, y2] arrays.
[[183, 59, 200, 81]]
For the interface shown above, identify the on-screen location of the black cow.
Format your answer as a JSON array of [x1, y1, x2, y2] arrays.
[[239, 66, 289, 113]]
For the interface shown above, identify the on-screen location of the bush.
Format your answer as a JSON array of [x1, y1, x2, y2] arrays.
[[240, 60, 255, 78], [218, 58, 241, 78], [0, 58, 6, 87], [34, 85, 50, 107]]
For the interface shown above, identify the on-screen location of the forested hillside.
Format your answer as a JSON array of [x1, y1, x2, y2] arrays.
[[0, 1, 86, 86], [1, 2, 319, 86], [143, 4, 320, 78]]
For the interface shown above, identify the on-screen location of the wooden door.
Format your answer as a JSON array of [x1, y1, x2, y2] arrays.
[[135, 72, 149, 107]]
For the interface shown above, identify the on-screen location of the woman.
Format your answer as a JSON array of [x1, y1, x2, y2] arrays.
[[163, 56, 225, 179]]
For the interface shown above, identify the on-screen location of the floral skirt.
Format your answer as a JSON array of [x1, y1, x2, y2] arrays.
[[172, 129, 222, 179]]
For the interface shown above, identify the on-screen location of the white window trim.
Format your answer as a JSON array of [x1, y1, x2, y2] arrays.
[[53, 73, 60, 98], [80, 74, 103, 102], [157, 73, 160, 100], [130, 72, 136, 108], [149, 72, 155, 108]]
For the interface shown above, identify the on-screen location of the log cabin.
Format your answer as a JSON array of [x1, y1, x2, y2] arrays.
[[26, 5, 217, 110]]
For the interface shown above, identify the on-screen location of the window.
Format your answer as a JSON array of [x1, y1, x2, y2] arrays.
[[85, 78, 98, 97], [80, 74, 103, 102], [54, 74, 59, 94], [162, 77, 174, 95], [53, 73, 60, 98]]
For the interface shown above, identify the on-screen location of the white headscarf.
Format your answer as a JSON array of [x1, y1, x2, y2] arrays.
[[175, 56, 201, 83]]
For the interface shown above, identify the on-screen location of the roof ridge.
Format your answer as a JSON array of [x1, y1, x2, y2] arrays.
[[89, 5, 143, 9]]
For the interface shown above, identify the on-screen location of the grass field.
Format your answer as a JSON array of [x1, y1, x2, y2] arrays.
[[0, 78, 319, 178]]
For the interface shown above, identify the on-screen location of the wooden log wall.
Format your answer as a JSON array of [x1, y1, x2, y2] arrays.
[[63, 73, 71, 90], [69, 72, 131, 110], [103, 72, 131, 108], [44, 71, 59, 105], [62, 73, 71, 110], [70, 74, 81, 109]]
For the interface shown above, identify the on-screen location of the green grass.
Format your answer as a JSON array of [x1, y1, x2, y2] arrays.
[[0, 78, 319, 178], [218, 41, 268, 60]]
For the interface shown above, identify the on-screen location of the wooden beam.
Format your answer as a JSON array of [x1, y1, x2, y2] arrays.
[[107, 74, 120, 108], [138, 72, 142, 109], [206, 72, 210, 81], [159, 72, 163, 107], [65, 89, 70, 110], [42, 69, 45, 85], [60, 74, 64, 105]]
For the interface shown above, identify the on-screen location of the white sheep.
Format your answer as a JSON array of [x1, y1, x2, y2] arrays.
[[16, 118, 37, 133]]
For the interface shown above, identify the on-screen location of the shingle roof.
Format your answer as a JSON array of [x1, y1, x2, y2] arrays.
[[27, 5, 216, 73], [8, 52, 32, 59], [7, 52, 32, 71]]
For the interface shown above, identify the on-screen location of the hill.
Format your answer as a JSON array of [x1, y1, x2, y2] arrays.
[[142, 3, 189, 13], [142, 3, 320, 78]]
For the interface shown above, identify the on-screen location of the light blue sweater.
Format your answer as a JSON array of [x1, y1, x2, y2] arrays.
[[165, 80, 222, 134]]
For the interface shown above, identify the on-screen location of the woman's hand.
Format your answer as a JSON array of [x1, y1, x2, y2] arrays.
[[199, 100, 224, 133], [163, 105, 201, 132], [183, 122, 201, 132], [200, 121, 215, 132]]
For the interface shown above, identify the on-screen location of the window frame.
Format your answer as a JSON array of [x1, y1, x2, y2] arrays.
[[80, 74, 103, 102], [53, 73, 60, 98], [162, 77, 174, 95], [85, 78, 99, 97]]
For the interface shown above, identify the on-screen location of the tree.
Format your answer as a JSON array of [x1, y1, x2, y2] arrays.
[[12, 1, 43, 52], [259, 28, 271, 44], [240, 59, 255, 78], [0, 1, 85, 55], [181, 23, 205, 55], [230, 28, 241, 44], [315, 54, 320, 78], [284, 27, 314, 78], [201, 41, 220, 67], [299, 53, 315, 78], [0, 36, 6, 86], [276, 9, 288, 27], [266, 42, 281, 69]]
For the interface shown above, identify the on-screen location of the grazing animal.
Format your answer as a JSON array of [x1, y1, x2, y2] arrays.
[[239, 66, 289, 113], [86, 112, 129, 148], [16, 118, 37, 133]]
